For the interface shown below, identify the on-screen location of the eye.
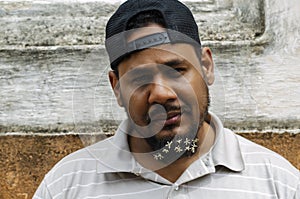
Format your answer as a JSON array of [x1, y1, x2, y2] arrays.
[[166, 67, 185, 78], [175, 68, 185, 73]]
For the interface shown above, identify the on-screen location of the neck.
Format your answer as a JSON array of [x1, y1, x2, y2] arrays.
[[128, 120, 215, 183]]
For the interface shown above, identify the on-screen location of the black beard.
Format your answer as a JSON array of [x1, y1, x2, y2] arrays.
[[145, 94, 209, 151], [145, 95, 209, 164], [145, 118, 203, 164], [145, 121, 199, 152], [126, 89, 210, 164]]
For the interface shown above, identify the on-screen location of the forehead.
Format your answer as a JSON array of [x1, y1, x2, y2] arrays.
[[118, 43, 200, 75]]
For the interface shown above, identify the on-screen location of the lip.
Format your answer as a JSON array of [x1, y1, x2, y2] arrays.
[[164, 113, 181, 126], [149, 110, 181, 126]]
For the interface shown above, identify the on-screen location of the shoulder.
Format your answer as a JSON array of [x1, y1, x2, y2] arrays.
[[232, 131, 300, 198], [33, 137, 114, 198], [235, 132, 298, 171], [48, 136, 113, 177]]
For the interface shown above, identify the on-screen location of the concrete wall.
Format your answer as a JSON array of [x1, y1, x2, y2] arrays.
[[0, 0, 299, 132], [0, 0, 299, 198]]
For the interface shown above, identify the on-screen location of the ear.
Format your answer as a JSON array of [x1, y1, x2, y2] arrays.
[[108, 71, 123, 107], [201, 47, 215, 85]]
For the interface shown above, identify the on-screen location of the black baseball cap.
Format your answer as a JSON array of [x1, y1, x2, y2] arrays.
[[105, 0, 201, 70]]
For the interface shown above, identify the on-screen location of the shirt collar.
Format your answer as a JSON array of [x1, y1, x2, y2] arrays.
[[209, 112, 245, 172], [89, 112, 245, 174]]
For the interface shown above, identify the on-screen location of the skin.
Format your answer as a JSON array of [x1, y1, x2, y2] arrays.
[[109, 24, 215, 182]]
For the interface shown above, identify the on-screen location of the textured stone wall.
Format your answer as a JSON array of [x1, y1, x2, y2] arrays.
[[2, 0, 299, 132]]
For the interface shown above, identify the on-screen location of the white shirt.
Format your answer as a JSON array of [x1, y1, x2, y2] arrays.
[[33, 112, 300, 199]]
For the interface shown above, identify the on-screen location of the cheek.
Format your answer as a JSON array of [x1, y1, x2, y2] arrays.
[[123, 88, 149, 122], [182, 75, 208, 107]]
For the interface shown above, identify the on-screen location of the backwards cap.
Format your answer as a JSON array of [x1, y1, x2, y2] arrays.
[[105, 0, 201, 69]]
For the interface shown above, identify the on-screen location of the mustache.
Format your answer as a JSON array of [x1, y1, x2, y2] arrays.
[[147, 103, 186, 123]]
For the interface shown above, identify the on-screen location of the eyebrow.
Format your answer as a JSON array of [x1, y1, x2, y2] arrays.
[[125, 58, 186, 77], [162, 58, 185, 68]]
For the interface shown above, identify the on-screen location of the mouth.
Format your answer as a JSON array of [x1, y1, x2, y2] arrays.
[[149, 110, 181, 128], [164, 112, 181, 126]]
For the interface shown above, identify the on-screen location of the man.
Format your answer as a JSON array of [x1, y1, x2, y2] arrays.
[[33, 0, 299, 198]]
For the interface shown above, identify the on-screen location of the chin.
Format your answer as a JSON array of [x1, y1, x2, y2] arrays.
[[156, 126, 178, 138], [146, 122, 200, 152]]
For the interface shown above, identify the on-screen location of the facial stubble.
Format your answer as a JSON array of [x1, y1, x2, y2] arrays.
[[126, 88, 210, 163]]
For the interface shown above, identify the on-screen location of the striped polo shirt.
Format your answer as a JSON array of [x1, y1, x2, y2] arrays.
[[33, 112, 300, 199]]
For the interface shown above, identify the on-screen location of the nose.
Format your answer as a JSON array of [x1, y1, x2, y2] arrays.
[[148, 76, 177, 105]]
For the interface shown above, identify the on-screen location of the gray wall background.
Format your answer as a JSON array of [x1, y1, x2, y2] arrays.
[[0, 0, 299, 135]]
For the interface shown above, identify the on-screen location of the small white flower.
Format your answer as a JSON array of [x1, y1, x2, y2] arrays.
[[153, 153, 164, 160], [162, 149, 169, 154], [184, 138, 191, 145], [191, 147, 196, 153], [165, 141, 173, 149], [174, 145, 183, 153], [191, 142, 198, 149]]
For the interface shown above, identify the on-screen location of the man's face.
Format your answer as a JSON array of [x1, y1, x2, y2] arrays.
[[109, 26, 214, 152]]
